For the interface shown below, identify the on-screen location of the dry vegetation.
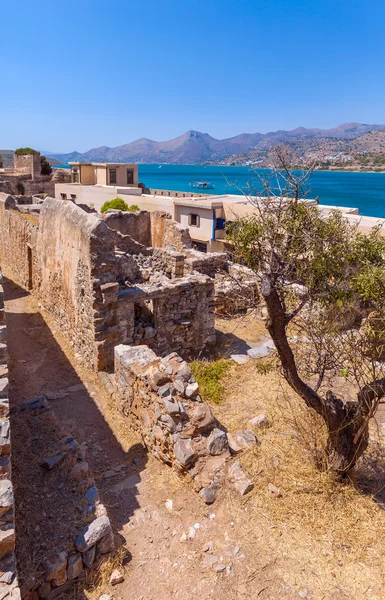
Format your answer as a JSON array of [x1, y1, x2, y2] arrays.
[[212, 355, 385, 598]]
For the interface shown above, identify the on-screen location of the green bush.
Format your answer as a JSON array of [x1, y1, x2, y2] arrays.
[[190, 359, 231, 404], [127, 204, 140, 212], [100, 197, 129, 213], [14, 147, 40, 155]]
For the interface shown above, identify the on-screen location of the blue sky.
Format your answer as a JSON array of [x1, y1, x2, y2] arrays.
[[1, 0, 384, 152]]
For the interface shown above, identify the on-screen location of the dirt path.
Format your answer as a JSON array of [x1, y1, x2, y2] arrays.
[[4, 276, 254, 600], [7, 276, 381, 600]]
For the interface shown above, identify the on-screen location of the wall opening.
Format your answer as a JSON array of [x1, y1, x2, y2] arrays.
[[134, 300, 157, 344]]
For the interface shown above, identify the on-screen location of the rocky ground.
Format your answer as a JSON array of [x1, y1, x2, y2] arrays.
[[4, 276, 385, 600]]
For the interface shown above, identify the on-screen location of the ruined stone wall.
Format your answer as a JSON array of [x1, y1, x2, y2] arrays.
[[150, 212, 192, 250], [12, 397, 113, 599], [0, 176, 54, 197], [0, 194, 39, 290], [13, 154, 41, 179], [118, 275, 216, 360], [102, 210, 151, 247], [35, 198, 120, 372], [114, 345, 230, 502], [0, 270, 20, 600]]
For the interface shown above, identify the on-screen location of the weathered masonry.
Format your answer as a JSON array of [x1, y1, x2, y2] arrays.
[[0, 195, 258, 373], [0, 194, 257, 508], [0, 196, 220, 371]]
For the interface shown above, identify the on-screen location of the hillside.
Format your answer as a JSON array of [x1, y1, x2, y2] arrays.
[[45, 122, 385, 167], [227, 130, 385, 171]]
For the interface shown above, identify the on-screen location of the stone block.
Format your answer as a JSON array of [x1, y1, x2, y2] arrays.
[[44, 551, 68, 586], [207, 429, 228, 456], [0, 527, 15, 557], [0, 481, 13, 517], [67, 554, 83, 580], [75, 516, 112, 553], [174, 438, 196, 466]]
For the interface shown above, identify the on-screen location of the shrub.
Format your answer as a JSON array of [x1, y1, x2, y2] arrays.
[[127, 204, 140, 212], [14, 147, 39, 155], [100, 197, 129, 213], [190, 359, 231, 404]]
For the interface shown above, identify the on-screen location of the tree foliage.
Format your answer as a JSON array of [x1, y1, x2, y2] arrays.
[[227, 144, 385, 475], [100, 197, 130, 213]]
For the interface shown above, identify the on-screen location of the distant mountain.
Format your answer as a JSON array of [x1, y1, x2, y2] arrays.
[[44, 150, 82, 164], [45, 123, 385, 166]]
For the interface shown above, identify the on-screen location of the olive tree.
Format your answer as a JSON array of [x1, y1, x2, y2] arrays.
[[227, 146, 385, 476]]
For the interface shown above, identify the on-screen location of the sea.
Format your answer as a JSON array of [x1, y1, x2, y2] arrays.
[[56, 164, 385, 218]]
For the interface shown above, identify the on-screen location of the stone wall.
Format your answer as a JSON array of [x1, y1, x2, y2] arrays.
[[0, 270, 20, 600], [0, 176, 54, 198], [117, 275, 216, 359], [13, 155, 41, 179], [103, 210, 151, 247], [12, 397, 113, 599], [0, 194, 39, 290], [35, 198, 119, 372], [114, 345, 230, 502], [150, 212, 192, 250]]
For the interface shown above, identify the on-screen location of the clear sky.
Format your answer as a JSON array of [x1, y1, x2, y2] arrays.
[[1, 0, 384, 152]]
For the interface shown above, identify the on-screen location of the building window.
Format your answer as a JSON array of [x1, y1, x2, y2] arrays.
[[72, 169, 79, 183], [188, 213, 200, 227], [126, 169, 134, 185], [60, 193, 67, 200], [192, 241, 207, 253], [109, 169, 117, 184], [215, 217, 225, 230]]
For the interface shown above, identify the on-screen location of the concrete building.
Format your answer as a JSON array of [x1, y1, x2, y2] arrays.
[[55, 162, 362, 253]]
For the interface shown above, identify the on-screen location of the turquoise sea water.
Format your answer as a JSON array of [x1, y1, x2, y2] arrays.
[[56, 164, 385, 218], [138, 165, 385, 218]]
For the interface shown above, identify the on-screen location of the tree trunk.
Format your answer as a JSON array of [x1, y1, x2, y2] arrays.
[[261, 280, 374, 476]]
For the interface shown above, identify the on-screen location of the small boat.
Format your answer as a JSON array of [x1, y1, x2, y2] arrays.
[[189, 181, 214, 190], [158, 165, 162, 169]]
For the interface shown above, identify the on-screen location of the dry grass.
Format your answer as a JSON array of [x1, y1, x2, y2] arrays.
[[212, 357, 385, 598]]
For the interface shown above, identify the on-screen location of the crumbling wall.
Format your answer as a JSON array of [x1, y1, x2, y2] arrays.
[[13, 154, 41, 178], [114, 345, 230, 501], [103, 210, 151, 247], [118, 275, 216, 359], [0, 270, 20, 600], [0, 194, 39, 290], [150, 212, 192, 250], [35, 198, 120, 371], [12, 397, 113, 599]]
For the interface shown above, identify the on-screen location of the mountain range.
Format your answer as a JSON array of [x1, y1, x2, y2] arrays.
[[13, 122, 385, 167]]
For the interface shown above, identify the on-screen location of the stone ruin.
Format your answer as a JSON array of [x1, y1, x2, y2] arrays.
[[0, 192, 261, 596], [0, 154, 54, 198]]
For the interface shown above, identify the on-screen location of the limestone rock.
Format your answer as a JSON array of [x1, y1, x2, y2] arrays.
[[207, 429, 228, 455], [190, 404, 215, 432], [75, 516, 112, 552], [200, 483, 220, 504], [230, 354, 248, 365], [110, 569, 124, 585], [0, 481, 13, 516], [268, 483, 282, 497], [248, 414, 268, 428], [229, 461, 254, 496], [185, 382, 199, 398], [174, 438, 196, 466], [235, 430, 258, 449], [67, 554, 83, 580], [45, 551, 68, 586]]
